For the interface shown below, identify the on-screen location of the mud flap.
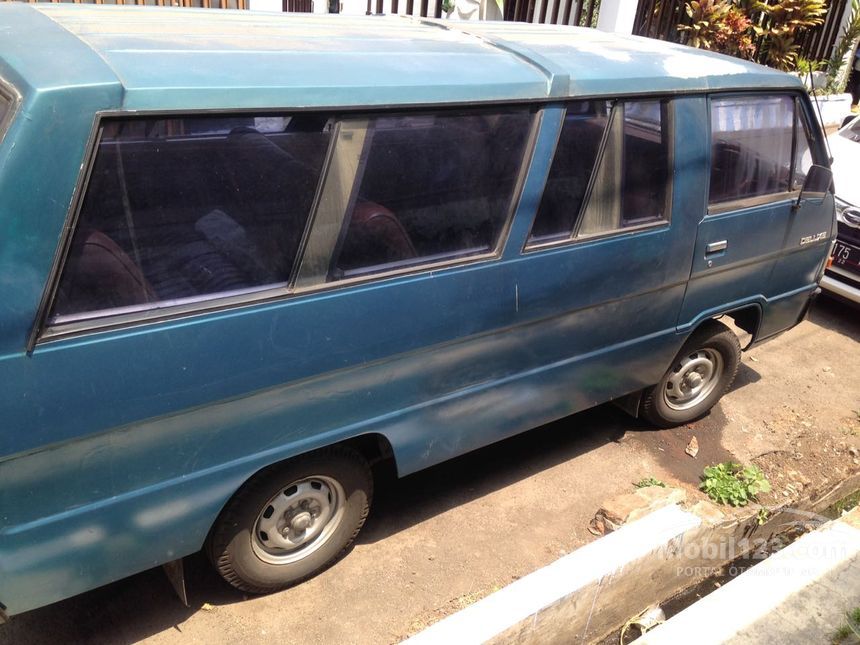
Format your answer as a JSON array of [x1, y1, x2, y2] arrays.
[[613, 390, 643, 418], [162, 558, 189, 607]]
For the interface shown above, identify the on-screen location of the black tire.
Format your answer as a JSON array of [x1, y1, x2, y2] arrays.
[[206, 446, 372, 594], [641, 320, 741, 428]]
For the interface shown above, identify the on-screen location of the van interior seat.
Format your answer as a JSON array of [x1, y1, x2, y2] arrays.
[[100, 128, 328, 303], [356, 119, 503, 257], [337, 200, 417, 273], [55, 229, 156, 316]]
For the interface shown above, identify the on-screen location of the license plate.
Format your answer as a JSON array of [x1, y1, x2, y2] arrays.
[[831, 240, 860, 274]]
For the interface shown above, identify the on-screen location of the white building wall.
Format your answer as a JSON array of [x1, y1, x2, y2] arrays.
[[596, 0, 636, 33], [248, 0, 282, 11]]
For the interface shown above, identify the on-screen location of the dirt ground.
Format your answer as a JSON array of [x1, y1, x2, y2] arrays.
[[2, 298, 858, 645]]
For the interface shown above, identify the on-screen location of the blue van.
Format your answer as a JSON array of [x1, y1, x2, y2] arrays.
[[0, 4, 835, 619]]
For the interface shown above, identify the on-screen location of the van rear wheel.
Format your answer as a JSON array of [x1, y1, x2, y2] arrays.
[[642, 320, 740, 428], [207, 446, 372, 594]]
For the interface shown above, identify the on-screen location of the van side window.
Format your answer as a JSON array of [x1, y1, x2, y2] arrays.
[[329, 110, 533, 280], [620, 101, 671, 226], [529, 99, 670, 244], [708, 95, 795, 204], [49, 115, 332, 322], [528, 101, 610, 242]]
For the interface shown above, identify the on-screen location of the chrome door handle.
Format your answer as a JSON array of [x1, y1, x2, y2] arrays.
[[706, 240, 728, 254]]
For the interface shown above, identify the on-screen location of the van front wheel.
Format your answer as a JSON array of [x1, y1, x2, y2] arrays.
[[642, 321, 740, 428], [207, 446, 372, 594]]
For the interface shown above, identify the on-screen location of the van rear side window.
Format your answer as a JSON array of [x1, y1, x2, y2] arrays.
[[330, 110, 533, 280], [528, 99, 670, 245], [49, 115, 332, 322], [528, 101, 610, 242]]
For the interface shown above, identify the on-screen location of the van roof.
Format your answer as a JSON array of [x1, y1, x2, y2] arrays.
[[0, 3, 800, 111]]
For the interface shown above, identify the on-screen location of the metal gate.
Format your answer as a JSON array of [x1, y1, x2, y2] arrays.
[[4, 0, 247, 7], [503, 0, 599, 26], [363, 0, 599, 25]]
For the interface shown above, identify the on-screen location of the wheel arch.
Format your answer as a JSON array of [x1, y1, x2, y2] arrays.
[[619, 306, 759, 419], [204, 431, 396, 534], [720, 303, 763, 349]]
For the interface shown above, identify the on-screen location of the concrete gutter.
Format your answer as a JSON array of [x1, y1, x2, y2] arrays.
[[636, 507, 860, 644], [403, 504, 701, 645], [403, 473, 860, 644]]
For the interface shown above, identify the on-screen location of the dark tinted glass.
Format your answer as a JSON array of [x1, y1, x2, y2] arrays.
[[332, 110, 532, 278], [709, 96, 794, 204], [528, 101, 610, 242], [51, 114, 331, 321], [621, 100, 669, 225]]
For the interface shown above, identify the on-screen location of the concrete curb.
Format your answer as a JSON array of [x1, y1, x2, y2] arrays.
[[403, 473, 860, 644]]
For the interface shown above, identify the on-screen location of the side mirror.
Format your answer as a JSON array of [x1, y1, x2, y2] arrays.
[[795, 164, 832, 210]]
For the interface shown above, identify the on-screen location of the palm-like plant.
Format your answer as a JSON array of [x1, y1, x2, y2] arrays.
[[754, 0, 828, 70]]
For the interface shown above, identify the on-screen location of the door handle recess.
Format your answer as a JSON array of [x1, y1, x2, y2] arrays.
[[706, 240, 728, 254]]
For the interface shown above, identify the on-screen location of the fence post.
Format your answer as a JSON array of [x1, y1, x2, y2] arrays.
[[596, 0, 637, 33]]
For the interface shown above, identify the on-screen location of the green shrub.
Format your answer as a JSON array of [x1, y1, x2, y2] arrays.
[[700, 462, 771, 506]]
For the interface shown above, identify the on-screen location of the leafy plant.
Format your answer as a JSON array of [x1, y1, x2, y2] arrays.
[[824, 0, 860, 93], [441, 0, 455, 12], [756, 507, 770, 525], [635, 477, 667, 488], [678, 0, 829, 71], [796, 56, 823, 74], [754, 0, 828, 71], [700, 462, 772, 506], [678, 0, 756, 58]]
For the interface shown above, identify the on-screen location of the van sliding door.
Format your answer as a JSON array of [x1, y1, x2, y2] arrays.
[[511, 97, 701, 414]]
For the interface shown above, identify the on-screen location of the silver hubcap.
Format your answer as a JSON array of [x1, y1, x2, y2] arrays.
[[251, 476, 346, 565], [662, 348, 723, 411]]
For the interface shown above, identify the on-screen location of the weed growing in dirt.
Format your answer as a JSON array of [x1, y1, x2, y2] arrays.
[[831, 606, 860, 644], [833, 491, 860, 516], [700, 462, 771, 507], [634, 477, 667, 489]]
